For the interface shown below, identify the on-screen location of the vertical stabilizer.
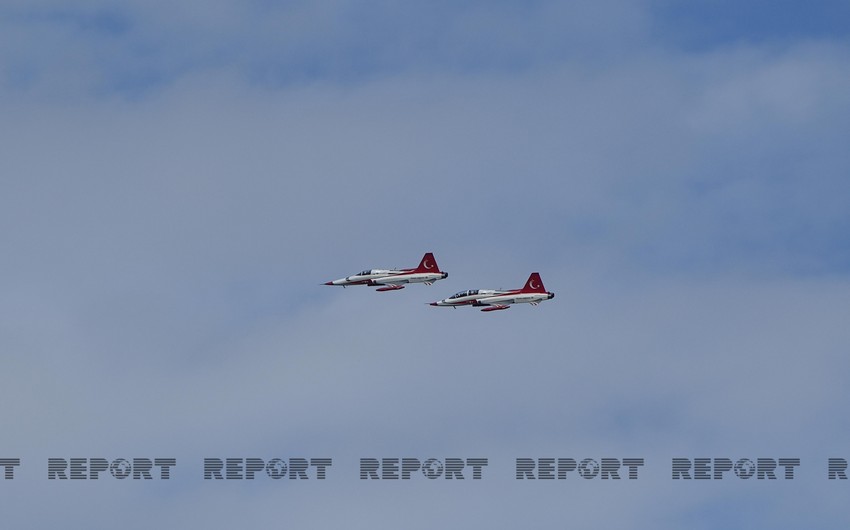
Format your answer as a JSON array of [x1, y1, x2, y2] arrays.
[[413, 252, 441, 273], [521, 272, 546, 293]]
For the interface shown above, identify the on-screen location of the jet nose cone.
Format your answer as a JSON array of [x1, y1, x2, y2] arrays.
[[430, 302, 438, 306], [324, 281, 334, 286]]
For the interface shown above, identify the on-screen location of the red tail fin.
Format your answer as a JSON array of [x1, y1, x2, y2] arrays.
[[521, 273, 546, 293], [414, 253, 441, 273]]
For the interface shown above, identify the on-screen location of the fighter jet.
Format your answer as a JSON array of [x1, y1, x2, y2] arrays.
[[324, 252, 448, 292], [430, 272, 554, 311]]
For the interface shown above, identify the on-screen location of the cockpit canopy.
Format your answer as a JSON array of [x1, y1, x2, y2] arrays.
[[449, 289, 479, 299], [357, 270, 373, 276]]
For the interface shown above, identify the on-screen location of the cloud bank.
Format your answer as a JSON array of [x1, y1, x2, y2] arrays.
[[2, 1, 849, 528]]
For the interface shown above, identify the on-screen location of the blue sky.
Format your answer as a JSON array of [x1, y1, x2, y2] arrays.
[[652, 0, 850, 50], [2, 1, 850, 528]]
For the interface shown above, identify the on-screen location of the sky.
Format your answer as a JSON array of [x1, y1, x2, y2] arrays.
[[2, 0, 850, 528]]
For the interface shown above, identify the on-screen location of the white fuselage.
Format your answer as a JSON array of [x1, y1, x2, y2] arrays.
[[326, 269, 403, 286], [431, 289, 504, 306], [325, 253, 447, 291], [373, 271, 448, 286], [475, 291, 553, 306], [432, 287, 554, 309], [327, 269, 447, 287]]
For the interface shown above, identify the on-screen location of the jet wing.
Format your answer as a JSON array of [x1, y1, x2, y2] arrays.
[[371, 276, 410, 286], [475, 296, 518, 306]]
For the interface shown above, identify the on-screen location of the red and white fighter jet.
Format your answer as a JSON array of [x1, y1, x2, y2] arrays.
[[324, 253, 448, 292], [430, 272, 554, 311]]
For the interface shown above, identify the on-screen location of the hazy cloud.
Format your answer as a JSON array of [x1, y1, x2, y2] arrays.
[[2, 1, 850, 527]]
